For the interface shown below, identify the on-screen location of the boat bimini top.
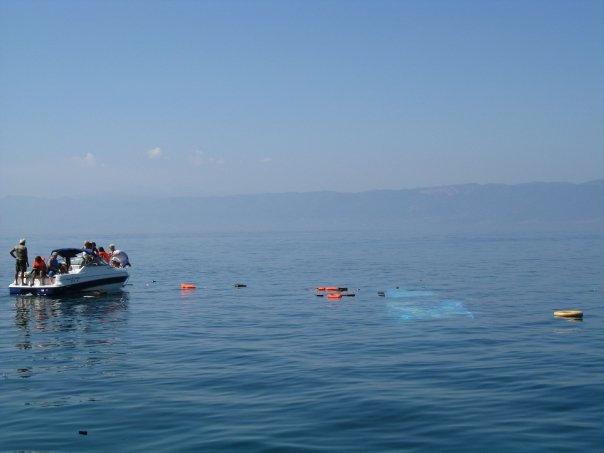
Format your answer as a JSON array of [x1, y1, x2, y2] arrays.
[[51, 248, 95, 258]]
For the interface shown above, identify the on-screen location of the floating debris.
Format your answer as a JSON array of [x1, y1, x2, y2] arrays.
[[316, 286, 348, 292], [180, 283, 196, 290], [234, 283, 247, 288], [78, 430, 88, 436], [554, 310, 583, 319]]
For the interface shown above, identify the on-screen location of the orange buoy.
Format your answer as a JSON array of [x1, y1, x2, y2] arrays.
[[180, 283, 197, 289], [327, 292, 342, 299]]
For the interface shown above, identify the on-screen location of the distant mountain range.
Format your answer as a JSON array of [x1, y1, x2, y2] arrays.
[[1, 180, 602, 235]]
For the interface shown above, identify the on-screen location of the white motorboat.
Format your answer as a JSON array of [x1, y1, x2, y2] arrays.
[[9, 248, 129, 296]]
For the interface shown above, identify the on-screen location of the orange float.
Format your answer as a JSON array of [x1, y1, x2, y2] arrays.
[[180, 283, 197, 289], [327, 292, 342, 300]]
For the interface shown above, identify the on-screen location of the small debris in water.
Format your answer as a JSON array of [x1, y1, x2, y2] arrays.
[[553, 310, 583, 319], [78, 430, 88, 436], [234, 283, 247, 288]]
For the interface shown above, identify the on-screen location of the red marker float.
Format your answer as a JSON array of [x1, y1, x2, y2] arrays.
[[180, 283, 197, 290], [327, 292, 342, 300]]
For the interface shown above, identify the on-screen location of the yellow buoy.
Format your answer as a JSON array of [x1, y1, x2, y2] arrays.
[[553, 310, 583, 319]]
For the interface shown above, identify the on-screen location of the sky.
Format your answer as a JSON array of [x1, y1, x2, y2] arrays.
[[0, 0, 602, 197]]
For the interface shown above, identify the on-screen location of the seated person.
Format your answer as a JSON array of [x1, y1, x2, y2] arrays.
[[81, 241, 96, 264], [47, 252, 61, 279], [98, 247, 111, 263], [31, 256, 47, 286]]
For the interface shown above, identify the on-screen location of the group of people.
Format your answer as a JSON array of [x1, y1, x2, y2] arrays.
[[81, 241, 131, 269], [9, 239, 131, 287]]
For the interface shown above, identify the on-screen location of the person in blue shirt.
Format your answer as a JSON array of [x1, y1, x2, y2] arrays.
[[47, 252, 61, 279]]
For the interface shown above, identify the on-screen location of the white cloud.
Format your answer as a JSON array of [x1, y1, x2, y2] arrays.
[[190, 150, 225, 167], [147, 147, 163, 159], [72, 152, 97, 167]]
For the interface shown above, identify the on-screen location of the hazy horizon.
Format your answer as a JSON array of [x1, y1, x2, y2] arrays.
[[1, 179, 601, 236], [0, 177, 602, 200]]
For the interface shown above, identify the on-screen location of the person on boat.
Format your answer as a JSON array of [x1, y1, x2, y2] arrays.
[[10, 239, 29, 286], [82, 241, 100, 264], [31, 256, 47, 286], [98, 246, 111, 263], [83, 241, 94, 254], [47, 252, 61, 279], [109, 244, 131, 268]]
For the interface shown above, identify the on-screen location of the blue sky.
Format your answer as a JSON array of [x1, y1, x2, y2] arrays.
[[1, 0, 602, 197]]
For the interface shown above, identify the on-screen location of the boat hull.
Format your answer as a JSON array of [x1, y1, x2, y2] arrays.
[[9, 262, 129, 296], [9, 274, 129, 296]]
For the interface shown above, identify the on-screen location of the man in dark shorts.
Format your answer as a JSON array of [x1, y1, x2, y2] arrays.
[[10, 238, 29, 286]]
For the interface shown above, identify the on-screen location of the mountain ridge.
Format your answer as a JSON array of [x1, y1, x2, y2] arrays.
[[1, 180, 602, 235]]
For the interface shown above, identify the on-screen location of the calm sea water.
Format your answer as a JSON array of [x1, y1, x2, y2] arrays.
[[0, 231, 602, 452]]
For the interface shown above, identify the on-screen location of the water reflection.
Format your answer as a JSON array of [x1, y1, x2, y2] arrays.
[[14, 293, 129, 336]]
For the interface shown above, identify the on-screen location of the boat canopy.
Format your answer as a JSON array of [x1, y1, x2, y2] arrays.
[[51, 248, 94, 258]]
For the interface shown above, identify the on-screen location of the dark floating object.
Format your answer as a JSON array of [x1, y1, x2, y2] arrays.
[[234, 283, 247, 288], [152, 280, 156, 283], [79, 430, 88, 436], [377, 291, 385, 297], [317, 292, 354, 298]]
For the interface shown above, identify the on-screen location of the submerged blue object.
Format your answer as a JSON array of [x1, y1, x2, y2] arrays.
[[389, 299, 473, 321]]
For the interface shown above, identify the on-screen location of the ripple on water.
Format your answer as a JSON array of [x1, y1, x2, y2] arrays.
[[0, 232, 602, 452]]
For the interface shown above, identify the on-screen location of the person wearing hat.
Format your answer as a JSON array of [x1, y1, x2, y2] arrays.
[[10, 239, 29, 286]]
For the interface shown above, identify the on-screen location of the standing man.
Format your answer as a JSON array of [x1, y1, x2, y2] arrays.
[[10, 239, 29, 285]]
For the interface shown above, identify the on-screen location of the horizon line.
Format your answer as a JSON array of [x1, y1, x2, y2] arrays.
[[1, 177, 602, 201]]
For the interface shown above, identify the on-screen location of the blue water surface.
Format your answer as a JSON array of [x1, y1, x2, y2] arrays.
[[0, 231, 602, 452]]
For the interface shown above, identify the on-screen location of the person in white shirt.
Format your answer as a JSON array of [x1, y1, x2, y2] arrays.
[[108, 244, 131, 268]]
